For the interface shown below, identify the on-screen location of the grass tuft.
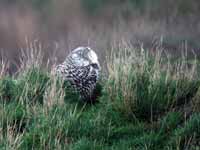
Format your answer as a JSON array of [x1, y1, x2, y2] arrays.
[[105, 47, 200, 121]]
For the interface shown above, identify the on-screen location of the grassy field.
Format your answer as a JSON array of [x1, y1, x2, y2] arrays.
[[0, 44, 200, 150]]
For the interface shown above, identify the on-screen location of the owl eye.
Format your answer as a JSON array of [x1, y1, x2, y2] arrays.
[[91, 63, 99, 69], [72, 53, 78, 59]]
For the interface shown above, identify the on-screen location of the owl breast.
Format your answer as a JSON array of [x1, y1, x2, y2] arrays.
[[56, 60, 99, 101]]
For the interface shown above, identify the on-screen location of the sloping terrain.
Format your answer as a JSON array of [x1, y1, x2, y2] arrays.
[[0, 45, 200, 149]]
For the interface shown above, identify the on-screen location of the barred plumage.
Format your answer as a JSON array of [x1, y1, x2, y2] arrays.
[[56, 47, 100, 101]]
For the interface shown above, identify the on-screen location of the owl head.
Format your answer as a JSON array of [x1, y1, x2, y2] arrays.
[[68, 47, 100, 70]]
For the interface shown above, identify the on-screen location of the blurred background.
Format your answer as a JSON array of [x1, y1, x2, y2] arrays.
[[0, 0, 200, 71]]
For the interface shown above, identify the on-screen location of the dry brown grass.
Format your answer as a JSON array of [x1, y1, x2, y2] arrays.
[[0, 59, 9, 78]]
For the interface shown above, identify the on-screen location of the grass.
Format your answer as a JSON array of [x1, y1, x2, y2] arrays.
[[0, 44, 200, 149]]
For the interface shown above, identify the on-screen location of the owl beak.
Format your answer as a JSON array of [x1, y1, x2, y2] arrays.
[[96, 61, 101, 70], [91, 62, 101, 70], [97, 62, 101, 70]]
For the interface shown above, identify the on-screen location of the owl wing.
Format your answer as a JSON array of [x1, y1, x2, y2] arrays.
[[69, 66, 93, 99], [77, 66, 98, 100], [56, 63, 98, 100]]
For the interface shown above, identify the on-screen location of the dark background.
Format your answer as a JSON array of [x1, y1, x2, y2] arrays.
[[0, 0, 200, 69]]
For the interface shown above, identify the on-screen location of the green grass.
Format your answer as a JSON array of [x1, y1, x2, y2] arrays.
[[0, 46, 200, 149]]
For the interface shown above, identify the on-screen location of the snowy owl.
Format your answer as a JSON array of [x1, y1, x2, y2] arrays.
[[56, 47, 100, 101]]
